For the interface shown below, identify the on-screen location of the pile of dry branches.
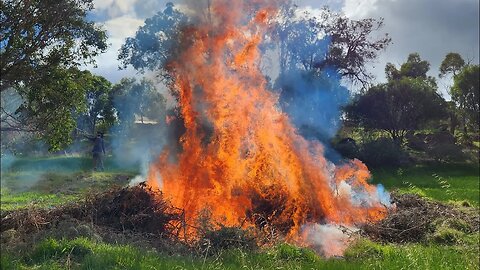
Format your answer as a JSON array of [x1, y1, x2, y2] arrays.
[[1, 184, 184, 238], [361, 192, 479, 243]]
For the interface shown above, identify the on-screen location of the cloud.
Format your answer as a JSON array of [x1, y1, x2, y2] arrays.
[[86, 0, 479, 95], [342, 0, 480, 96]]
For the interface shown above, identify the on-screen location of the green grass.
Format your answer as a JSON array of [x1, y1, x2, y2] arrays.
[[1, 156, 138, 211], [2, 237, 478, 270], [371, 163, 480, 206], [0, 190, 79, 211], [1, 157, 478, 269]]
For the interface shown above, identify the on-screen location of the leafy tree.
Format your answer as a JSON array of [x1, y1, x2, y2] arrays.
[[275, 6, 391, 88], [346, 54, 447, 145], [451, 65, 479, 135], [385, 53, 432, 80], [111, 78, 167, 127], [76, 74, 114, 135], [0, 0, 108, 150], [439, 52, 466, 78], [118, 3, 187, 81], [0, 0, 107, 92], [13, 68, 96, 151]]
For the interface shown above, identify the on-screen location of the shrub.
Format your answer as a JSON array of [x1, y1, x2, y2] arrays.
[[426, 143, 467, 162], [359, 138, 409, 167]]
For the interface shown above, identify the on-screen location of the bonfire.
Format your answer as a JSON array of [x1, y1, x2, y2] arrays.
[[141, 0, 391, 257]]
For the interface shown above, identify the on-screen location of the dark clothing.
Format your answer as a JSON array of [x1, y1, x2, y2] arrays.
[[91, 137, 105, 154], [86, 135, 106, 171], [93, 152, 104, 171]]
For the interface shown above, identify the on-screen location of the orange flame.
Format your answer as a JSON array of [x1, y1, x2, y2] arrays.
[[147, 0, 387, 239]]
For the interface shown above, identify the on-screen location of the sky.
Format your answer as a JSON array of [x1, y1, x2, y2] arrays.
[[87, 0, 479, 96]]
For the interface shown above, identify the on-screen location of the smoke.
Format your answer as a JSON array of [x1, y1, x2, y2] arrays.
[[0, 152, 16, 173], [108, 78, 170, 184], [276, 68, 350, 153], [301, 223, 358, 258]]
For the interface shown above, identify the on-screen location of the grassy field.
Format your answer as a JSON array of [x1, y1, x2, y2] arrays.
[[371, 163, 480, 206], [1, 156, 479, 269]]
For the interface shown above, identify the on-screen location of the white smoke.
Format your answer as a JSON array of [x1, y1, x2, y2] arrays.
[[302, 223, 358, 258]]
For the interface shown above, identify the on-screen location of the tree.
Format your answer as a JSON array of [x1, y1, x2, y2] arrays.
[[0, 0, 108, 150], [386, 53, 432, 80], [12, 68, 96, 151], [118, 3, 187, 82], [439, 52, 465, 78], [76, 74, 114, 135], [451, 65, 480, 135], [275, 6, 391, 88], [346, 54, 447, 145], [110, 78, 167, 127], [0, 0, 108, 92]]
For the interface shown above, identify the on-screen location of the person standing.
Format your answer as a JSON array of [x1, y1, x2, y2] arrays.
[[86, 132, 106, 171]]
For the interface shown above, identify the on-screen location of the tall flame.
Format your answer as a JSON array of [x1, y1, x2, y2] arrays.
[[147, 0, 387, 242]]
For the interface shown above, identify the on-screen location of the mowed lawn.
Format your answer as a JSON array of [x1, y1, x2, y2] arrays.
[[1, 156, 479, 270]]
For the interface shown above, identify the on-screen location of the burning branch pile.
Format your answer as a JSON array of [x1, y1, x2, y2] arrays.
[[141, 0, 391, 256]]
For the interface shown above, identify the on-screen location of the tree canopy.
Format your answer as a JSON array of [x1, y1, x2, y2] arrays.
[[439, 52, 466, 78], [275, 7, 391, 88], [118, 3, 187, 81], [110, 78, 167, 127], [346, 54, 447, 144], [451, 65, 479, 133], [0, 0, 108, 92], [0, 0, 108, 150]]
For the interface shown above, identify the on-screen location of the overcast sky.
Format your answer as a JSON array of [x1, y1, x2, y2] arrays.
[[87, 0, 479, 96]]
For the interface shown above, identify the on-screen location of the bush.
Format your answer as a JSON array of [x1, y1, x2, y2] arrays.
[[426, 143, 467, 162], [359, 138, 409, 167]]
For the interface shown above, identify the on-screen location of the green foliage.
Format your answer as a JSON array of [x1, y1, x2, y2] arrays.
[[110, 78, 167, 127], [430, 227, 464, 245], [0, 0, 107, 92], [451, 65, 480, 133], [272, 243, 318, 262], [14, 68, 98, 151], [1, 0, 108, 150], [346, 54, 448, 144], [426, 143, 467, 162], [76, 74, 114, 134], [440, 52, 466, 77], [3, 237, 479, 270], [344, 239, 386, 260], [118, 3, 187, 78], [359, 138, 409, 167], [371, 163, 480, 206]]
